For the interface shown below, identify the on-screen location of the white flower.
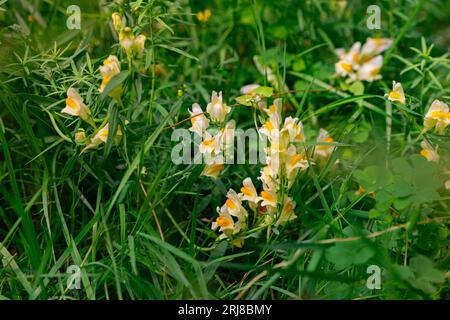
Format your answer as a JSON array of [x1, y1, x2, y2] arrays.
[[239, 177, 259, 204], [386, 81, 405, 104], [188, 103, 209, 136], [314, 128, 335, 158], [445, 180, 450, 190], [420, 141, 440, 162], [62, 88, 90, 121], [356, 55, 383, 82], [424, 99, 449, 134], [206, 91, 230, 123]]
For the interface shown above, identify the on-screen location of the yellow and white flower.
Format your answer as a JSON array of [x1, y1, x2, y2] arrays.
[[276, 197, 297, 226], [386, 81, 405, 104], [356, 55, 383, 82], [199, 131, 222, 155], [335, 38, 391, 82], [239, 177, 259, 204], [62, 88, 91, 122], [259, 165, 278, 191], [419, 141, 440, 162], [206, 91, 230, 123], [253, 55, 277, 83], [285, 146, 309, 187], [360, 38, 392, 61], [201, 161, 223, 178], [282, 116, 305, 143], [188, 103, 209, 136], [84, 123, 122, 150], [260, 189, 277, 209], [211, 205, 240, 238], [424, 99, 449, 134], [224, 189, 247, 220], [99, 55, 121, 94], [314, 128, 335, 158]]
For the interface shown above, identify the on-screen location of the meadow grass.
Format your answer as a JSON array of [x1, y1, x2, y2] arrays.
[[0, 0, 449, 300]]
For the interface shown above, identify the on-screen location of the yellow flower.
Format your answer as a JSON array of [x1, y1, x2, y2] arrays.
[[276, 197, 297, 226], [387, 81, 405, 104], [314, 128, 336, 158], [99, 55, 121, 94], [201, 161, 223, 178], [119, 27, 135, 54], [419, 141, 440, 162], [239, 177, 259, 204], [424, 99, 449, 134], [62, 88, 90, 122], [206, 91, 230, 123], [133, 34, 146, 58], [196, 9, 211, 23], [188, 103, 209, 136], [111, 13, 122, 32], [74, 129, 86, 143]]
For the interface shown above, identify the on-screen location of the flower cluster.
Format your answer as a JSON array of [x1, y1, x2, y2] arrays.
[[58, 12, 148, 153], [335, 38, 392, 82], [210, 94, 339, 247], [188, 91, 233, 178]]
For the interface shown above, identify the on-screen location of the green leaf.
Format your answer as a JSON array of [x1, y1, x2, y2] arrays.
[[349, 81, 364, 96], [100, 71, 128, 99], [251, 86, 274, 97], [235, 95, 253, 106]]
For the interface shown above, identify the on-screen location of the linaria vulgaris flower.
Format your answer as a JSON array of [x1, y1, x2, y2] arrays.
[[314, 128, 336, 158], [386, 81, 405, 104], [188, 103, 209, 136], [62, 88, 90, 122], [420, 140, 440, 162], [424, 99, 449, 134], [206, 91, 230, 123]]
